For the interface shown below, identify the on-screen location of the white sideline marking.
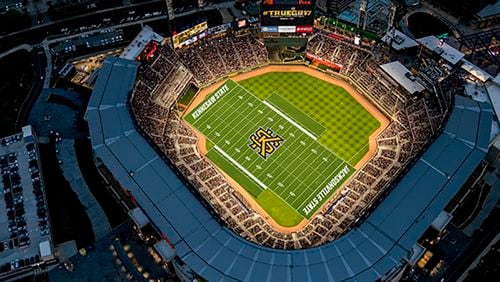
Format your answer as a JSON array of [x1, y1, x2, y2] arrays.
[[262, 101, 318, 140], [214, 145, 268, 190]]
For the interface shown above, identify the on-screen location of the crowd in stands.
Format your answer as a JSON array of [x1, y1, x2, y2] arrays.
[[307, 32, 372, 76], [318, 44, 451, 234], [177, 30, 269, 86], [129, 29, 451, 249], [130, 44, 194, 141]]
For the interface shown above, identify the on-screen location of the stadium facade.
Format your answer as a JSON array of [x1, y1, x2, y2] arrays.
[[86, 51, 492, 281]]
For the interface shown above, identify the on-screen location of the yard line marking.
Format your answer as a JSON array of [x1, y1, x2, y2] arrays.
[[187, 80, 358, 217], [191, 82, 240, 126], [194, 87, 246, 132], [200, 86, 342, 208], [296, 162, 350, 212], [262, 100, 318, 140], [236, 82, 322, 141], [289, 157, 341, 207], [214, 145, 268, 190], [213, 105, 314, 197]]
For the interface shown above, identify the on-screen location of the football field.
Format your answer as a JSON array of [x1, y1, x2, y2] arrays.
[[239, 72, 381, 165], [185, 79, 359, 226]]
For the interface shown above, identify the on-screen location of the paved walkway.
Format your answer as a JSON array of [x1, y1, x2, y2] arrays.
[[40, 40, 52, 88], [0, 43, 33, 59], [57, 138, 112, 240]]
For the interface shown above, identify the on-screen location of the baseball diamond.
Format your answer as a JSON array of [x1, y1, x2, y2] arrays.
[[185, 71, 382, 227]]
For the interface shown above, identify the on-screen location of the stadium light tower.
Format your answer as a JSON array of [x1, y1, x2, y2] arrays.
[[165, 0, 175, 29], [357, 0, 368, 30]]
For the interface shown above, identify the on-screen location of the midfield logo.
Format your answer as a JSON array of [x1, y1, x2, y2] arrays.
[[249, 128, 284, 160]]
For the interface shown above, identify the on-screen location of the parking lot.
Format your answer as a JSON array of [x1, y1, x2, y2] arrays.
[[0, 0, 24, 13], [0, 129, 52, 274]]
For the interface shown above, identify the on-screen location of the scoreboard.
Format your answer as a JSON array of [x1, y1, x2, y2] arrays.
[[261, 4, 314, 27], [260, 0, 315, 47]]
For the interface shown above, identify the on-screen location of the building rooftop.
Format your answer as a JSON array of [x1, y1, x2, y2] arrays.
[[120, 25, 164, 61], [477, 1, 500, 19], [486, 81, 500, 121], [50, 29, 124, 56], [0, 126, 53, 277], [381, 28, 419, 51], [417, 36, 465, 65], [380, 61, 425, 94], [461, 59, 493, 83], [338, 0, 393, 34]]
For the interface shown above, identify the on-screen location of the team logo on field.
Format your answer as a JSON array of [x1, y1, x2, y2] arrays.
[[249, 128, 283, 159]]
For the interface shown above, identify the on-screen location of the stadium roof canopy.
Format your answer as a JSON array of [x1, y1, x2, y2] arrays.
[[129, 207, 150, 229], [87, 57, 492, 281], [380, 61, 425, 94], [381, 28, 418, 51], [476, 0, 500, 19], [486, 81, 500, 120], [461, 59, 493, 83], [464, 82, 489, 103], [120, 25, 164, 61], [417, 36, 465, 65]]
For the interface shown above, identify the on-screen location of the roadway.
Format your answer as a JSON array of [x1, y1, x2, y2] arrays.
[[0, 44, 32, 60], [2, 1, 170, 130], [441, 207, 500, 281], [0, 0, 168, 53], [0, 0, 240, 133], [457, 232, 500, 281], [15, 45, 46, 131]]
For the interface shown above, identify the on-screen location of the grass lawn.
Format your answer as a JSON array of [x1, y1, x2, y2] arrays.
[[255, 190, 303, 227], [178, 86, 199, 107]]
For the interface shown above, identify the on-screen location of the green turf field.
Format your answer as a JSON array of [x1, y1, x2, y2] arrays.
[[184, 72, 379, 227], [239, 72, 380, 165]]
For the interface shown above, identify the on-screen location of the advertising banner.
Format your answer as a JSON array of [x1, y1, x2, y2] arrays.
[[172, 21, 208, 48]]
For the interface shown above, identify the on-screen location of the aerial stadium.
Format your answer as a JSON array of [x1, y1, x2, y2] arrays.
[[85, 0, 493, 281]]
